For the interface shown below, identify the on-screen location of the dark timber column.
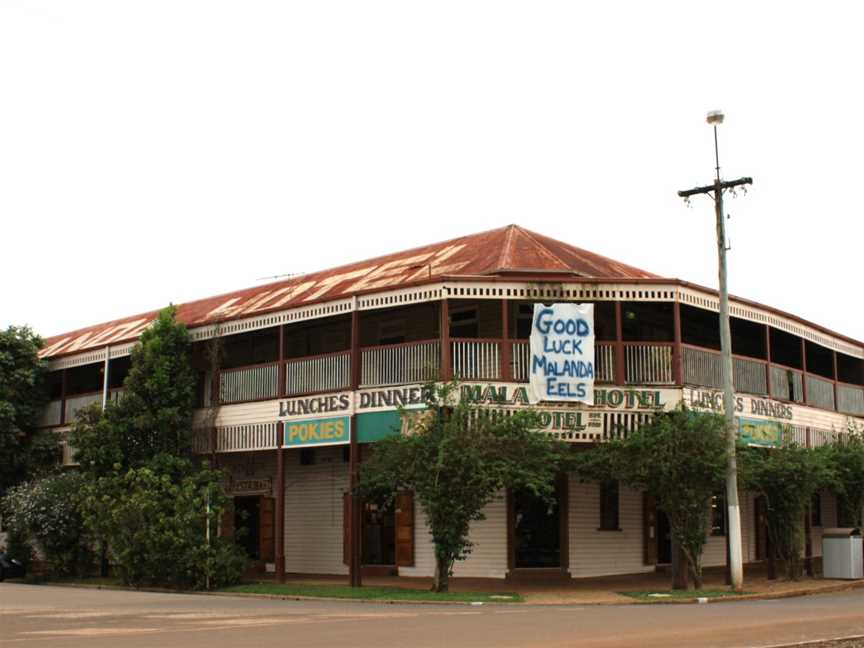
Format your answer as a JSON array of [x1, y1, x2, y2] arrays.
[[277, 324, 286, 397], [614, 301, 625, 386], [801, 339, 809, 405], [764, 325, 773, 398], [275, 427, 285, 583], [349, 307, 362, 587], [441, 297, 451, 381], [59, 368, 68, 426], [500, 299, 511, 382], [832, 351, 839, 412], [672, 299, 683, 386]]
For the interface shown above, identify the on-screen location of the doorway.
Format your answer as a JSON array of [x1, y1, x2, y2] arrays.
[[513, 488, 561, 569], [656, 509, 672, 564], [234, 496, 261, 560], [362, 500, 396, 566]]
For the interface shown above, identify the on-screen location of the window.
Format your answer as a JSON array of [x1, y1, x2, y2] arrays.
[[811, 493, 822, 527], [599, 480, 620, 531], [711, 492, 726, 536]]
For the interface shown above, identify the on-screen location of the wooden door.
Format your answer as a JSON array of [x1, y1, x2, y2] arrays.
[[755, 496, 769, 561], [259, 496, 275, 562], [220, 498, 235, 540], [643, 492, 658, 566], [395, 492, 415, 567]]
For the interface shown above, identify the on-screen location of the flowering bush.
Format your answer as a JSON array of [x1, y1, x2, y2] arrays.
[[2, 472, 92, 576]]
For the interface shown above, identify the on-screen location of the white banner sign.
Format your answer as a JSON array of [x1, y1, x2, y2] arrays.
[[528, 303, 595, 405]]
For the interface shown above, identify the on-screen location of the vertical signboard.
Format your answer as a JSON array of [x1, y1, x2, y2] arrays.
[[528, 304, 595, 405]]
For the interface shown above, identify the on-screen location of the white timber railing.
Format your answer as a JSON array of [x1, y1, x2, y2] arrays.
[[625, 344, 673, 385], [769, 366, 804, 403], [451, 339, 501, 381], [733, 357, 768, 395], [837, 384, 864, 416], [64, 392, 103, 423], [215, 423, 279, 452], [285, 351, 351, 395], [219, 363, 278, 404], [39, 399, 63, 427], [806, 375, 836, 411], [361, 340, 440, 387]]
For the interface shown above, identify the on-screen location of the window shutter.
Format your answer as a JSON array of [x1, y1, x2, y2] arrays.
[[643, 492, 657, 565], [260, 497, 275, 562], [395, 491, 415, 567]]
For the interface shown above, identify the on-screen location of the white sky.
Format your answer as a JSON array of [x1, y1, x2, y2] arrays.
[[2, 1, 862, 343]]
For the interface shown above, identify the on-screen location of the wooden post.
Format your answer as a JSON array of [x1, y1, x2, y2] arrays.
[[764, 325, 773, 398], [277, 325, 286, 397], [349, 306, 362, 587], [348, 415, 362, 587], [59, 368, 68, 426], [275, 428, 285, 583], [614, 301, 625, 386], [832, 351, 839, 412], [804, 504, 813, 577], [500, 299, 511, 382], [672, 299, 683, 386], [441, 297, 451, 381], [801, 338, 809, 405]]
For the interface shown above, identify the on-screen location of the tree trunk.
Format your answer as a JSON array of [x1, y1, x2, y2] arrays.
[[671, 541, 689, 590], [100, 540, 109, 578], [433, 554, 451, 592]]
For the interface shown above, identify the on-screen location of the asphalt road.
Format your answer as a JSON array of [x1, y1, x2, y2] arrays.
[[3, 583, 864, 648]]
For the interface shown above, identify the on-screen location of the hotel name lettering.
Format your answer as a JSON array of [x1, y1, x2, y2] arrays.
[[689, 389, 793, 420], [278, 386, 432, 418], [461, 384, 666, 410]]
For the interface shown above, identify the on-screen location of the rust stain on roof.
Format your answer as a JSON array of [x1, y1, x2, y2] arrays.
[[40, 225, 658, 359]]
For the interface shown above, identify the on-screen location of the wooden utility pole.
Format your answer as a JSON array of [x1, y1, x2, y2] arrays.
[[678, 110, 752, 592]]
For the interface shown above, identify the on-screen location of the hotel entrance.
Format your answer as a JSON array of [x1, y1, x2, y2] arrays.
[[508, 479, 568, 576]]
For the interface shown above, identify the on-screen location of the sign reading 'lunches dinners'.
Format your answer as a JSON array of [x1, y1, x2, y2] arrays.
[[529, 304, 595, 405]]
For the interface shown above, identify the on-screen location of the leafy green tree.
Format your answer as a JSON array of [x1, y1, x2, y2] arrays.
[[573, 408, 728, 589], [358, 383, 567, 592], [0, 326, 59, 498], [2, 472, 92, 577], [71, 306, 197, 472], [79, 455, 246, 589], [739, 442, 834, 580], [822, 433, 864, 528]]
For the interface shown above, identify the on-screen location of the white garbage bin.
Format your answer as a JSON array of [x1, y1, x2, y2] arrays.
[[822, 528, 863, 580]]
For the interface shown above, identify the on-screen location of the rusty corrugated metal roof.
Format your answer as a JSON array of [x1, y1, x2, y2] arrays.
[[40, 225, 658, 359]]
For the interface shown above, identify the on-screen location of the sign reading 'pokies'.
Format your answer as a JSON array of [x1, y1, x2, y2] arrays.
[[528, 304, 595, 405], [283, 416, 350, 447]]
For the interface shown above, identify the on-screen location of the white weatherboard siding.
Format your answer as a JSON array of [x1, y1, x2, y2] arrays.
[[398, 495, 508, 579], [452, 494, 508, 578], [283, 446, 349, 575], [569, 480, 653, 578], [397, 502, 436, 578]]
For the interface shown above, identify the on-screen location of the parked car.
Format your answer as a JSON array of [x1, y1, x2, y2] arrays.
[[0, 552, 26, 581]]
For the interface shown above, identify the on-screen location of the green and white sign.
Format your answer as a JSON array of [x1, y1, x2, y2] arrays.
[[283, 416, 350, 447]]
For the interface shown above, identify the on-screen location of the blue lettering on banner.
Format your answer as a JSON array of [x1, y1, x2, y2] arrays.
[[528, 303, 595, 405]]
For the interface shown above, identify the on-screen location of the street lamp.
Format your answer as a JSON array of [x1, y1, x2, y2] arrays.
[[678, 111, 752, 592]]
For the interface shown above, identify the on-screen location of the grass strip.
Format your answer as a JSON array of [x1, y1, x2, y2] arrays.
[[223, 583, 523, 603]]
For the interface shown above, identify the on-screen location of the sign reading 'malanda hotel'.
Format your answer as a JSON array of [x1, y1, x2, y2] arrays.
[[529, 303, 595, 404]]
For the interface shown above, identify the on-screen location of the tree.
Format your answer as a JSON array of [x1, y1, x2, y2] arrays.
[[739, 442, 834, 580], [71, 306, 246, 588], [358, 383, 567, 592], [573, 408, 728, 589], [79, 455, 246, 590], [2, 472, 92, 577], [71, 305, 197, 473], [822, 431, 864, 528], [0, 326, 59, 498]]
